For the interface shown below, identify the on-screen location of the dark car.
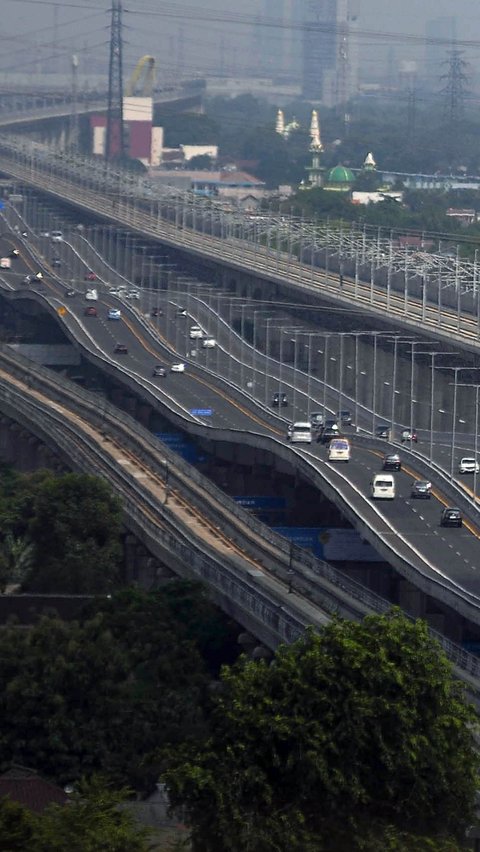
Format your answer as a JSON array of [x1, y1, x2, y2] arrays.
[[9, 248, 19, 258], [441, 507, 462, 528], [336, 409, 352, 425], [176, 307, 187, 316], [65, 289, 76, 297], [411, 479, 432, 499], [84, 306, 97, 316], [383, 453, 401, 471], [272, 392, 288, 407], [318, 427, 342, 445], [401, 428, 418, 443], [310, 411, 324, 430], [151, 307, 164, 318], [324, 418, 339, 431], [375, 424, 390, 439], [114, 343, 128, 354], [85, 271, 97, 281], [51, 257, 61, 268], [152, 365, 166, 377]]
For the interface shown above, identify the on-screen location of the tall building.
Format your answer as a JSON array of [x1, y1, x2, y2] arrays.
[[301, 0, 358, 105], [261, 0, 286, 78], [302, 0, 337, 100]]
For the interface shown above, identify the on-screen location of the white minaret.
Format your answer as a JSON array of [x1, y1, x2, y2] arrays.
[[363, 151, 377, 171], [306, 109, 324, 187], [276, 109, 285, 136], [309, 109, 323, 152]]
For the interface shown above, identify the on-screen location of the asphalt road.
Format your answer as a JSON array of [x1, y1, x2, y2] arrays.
[[1, 224, 480, 617]]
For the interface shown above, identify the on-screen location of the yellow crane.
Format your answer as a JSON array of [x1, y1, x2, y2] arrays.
[[125, 55, 156, 97]]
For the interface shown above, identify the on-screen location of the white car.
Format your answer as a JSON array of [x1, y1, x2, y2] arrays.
[[50, 230, 63, 242], [125, 290, 140, 300], [458, 457, 480, 474], [170, 362, 185, 373], [202, 337, 216, 348], [85, 288, 98, 301], [189, 325, 204, 340], [108, 287, 121, 296], [107, 308, 121, 320], [0, 257, 11, 269]]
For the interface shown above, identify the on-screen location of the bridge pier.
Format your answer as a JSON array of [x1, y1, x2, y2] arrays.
[[398, 579, 425, 618], [123, 533, 174, 588]]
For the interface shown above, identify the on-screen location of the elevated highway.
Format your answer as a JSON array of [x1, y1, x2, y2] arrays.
[[0, 83, 203, 132], [0, 136, 479, 357], [1, 226, 480, 649], [2, 301, 480, 695]]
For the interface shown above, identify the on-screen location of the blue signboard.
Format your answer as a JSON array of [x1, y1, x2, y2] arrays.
[[273, 527, 384, 562], [234, 496, 286, 511], [190, 408, 213, 416], [154, 432, 205, 464], [0, 201, 5, 209]]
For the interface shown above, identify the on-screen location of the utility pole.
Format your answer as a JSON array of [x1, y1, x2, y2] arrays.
[[440, 49, 469, 167], [106, 0, 125, 162]]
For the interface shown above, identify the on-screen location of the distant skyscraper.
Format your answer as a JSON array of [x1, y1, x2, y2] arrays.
[[302, 0, 337, 100], [424, 17, 457, 90], [261, 0, 285, 77], [300, 0, 357, 104]]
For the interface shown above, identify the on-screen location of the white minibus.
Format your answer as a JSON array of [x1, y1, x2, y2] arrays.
[[288, 422, 312, 444], [370, 473, 395, 500], [328, 438, 350, 462]]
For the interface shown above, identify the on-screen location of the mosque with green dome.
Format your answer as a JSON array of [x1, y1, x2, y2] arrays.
[[300, 109, 377, 194]]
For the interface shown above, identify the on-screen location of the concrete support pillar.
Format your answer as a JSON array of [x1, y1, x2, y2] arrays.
[[398, 579, 425, 618], [137, 404, 151, 429]]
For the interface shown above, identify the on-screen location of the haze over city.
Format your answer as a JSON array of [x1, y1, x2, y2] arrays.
[[1, 0, 480, 98]]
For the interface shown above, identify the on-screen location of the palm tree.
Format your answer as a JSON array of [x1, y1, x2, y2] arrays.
[[0, 533, 34, 592]]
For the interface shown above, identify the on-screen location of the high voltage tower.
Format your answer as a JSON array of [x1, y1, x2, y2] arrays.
[[106, 0, 125, 162], [440, 49, 469, 166]]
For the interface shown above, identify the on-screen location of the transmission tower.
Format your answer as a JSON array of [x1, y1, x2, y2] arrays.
[[406, 86, 417, 148], [106, 0, 125, 162], [440, 49, 469, 166]]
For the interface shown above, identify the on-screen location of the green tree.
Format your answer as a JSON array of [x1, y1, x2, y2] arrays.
[[24, 473, 123, 593], [0, 532, 33, 592], [0, 588, 211, 787], [34, 776, 152, 851], [164, 611, 478, 852], [161, 113, 219, 147], [0, 795, 35, 850], [188, 154, 214, 170]]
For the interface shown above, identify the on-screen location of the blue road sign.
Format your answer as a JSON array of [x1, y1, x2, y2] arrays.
[[0, 201, 5, 209], [190, 408, 213, 416]]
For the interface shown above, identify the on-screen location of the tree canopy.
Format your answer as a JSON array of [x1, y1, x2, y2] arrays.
[[0, 585, 237, 789], [0, 777, 152, 852], [164, 611, 479, 851], [0, 470, 123, 594]]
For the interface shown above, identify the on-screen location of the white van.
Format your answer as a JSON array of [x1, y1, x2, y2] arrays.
[[371, 473, 395, 500], [328, 438, 350, 462], [85, 288, 98, 301], [288, 422, 312, 444]]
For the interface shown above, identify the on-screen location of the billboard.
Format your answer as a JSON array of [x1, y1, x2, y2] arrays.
[[273, 527, 384, 562]]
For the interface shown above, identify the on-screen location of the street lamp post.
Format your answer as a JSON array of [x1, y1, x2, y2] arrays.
[[456, 383, 480, 500], [413, 350, 457, 463], [435, 366, 474, 479]]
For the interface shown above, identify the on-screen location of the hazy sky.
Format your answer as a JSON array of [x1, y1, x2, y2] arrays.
[[1, 0, 480, 84]]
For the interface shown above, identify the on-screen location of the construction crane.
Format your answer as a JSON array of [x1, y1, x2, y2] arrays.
[[125, 55, 156, 97]]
